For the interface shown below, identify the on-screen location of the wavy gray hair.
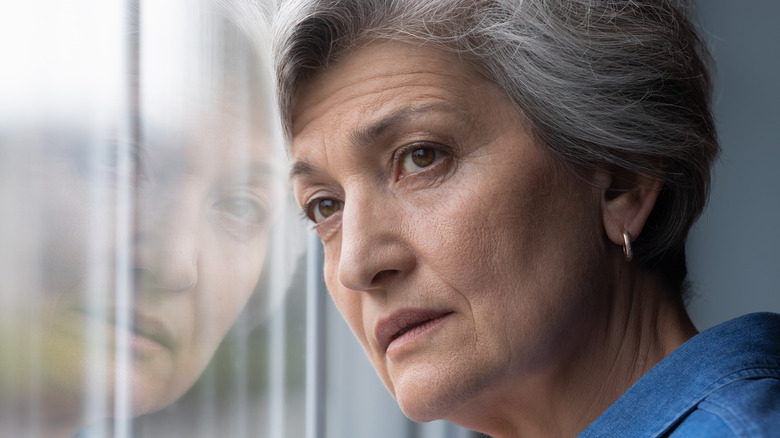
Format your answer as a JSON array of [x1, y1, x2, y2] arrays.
[[274, 0, 719, 292]]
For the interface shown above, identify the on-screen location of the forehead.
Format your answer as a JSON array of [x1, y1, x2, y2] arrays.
[[290, 40, 489, 143], [136, 71, 279, 173]]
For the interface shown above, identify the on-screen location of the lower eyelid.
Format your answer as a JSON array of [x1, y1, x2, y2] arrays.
[[312, 213, 342, 240], [398, 152, 452, 181]]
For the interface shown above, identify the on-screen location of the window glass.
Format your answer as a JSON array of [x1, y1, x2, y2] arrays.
[[0, 1, 307, 437]]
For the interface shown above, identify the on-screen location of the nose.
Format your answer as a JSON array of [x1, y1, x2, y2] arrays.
[[336, 192, 415, 292], [135, 188, 200, 291]]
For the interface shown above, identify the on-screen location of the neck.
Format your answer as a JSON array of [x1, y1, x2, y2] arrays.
[[447, 256, 698, 438]]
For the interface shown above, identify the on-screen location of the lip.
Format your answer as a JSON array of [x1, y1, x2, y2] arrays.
[[78, 307, 176, 352], [125, 311, 176, 351], [375, 308, 454, 354]]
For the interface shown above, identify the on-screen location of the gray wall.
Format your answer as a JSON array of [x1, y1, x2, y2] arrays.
[[687, 0, 780, 329]]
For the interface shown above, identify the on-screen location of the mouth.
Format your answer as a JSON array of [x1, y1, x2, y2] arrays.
[[375, 309, 454, 353], [77, 307, 176, 352], [125, 312, 175, 351]]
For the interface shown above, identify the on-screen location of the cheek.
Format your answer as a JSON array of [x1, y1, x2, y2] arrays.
[[414, 172, 539, 292], [40, 200, 92, 292], [415, 156, 602, 340], [38, 163, 132, 299], [2, 153, 89, 294], [177, 237, 266, 374], [202, 240, 266, 326]]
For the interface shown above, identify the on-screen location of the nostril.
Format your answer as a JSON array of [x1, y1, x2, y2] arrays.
[[133, 261, 198, 292], [152, 269, 198, 291], [370, 269, 399, 287], [133, 222, 200, 292]]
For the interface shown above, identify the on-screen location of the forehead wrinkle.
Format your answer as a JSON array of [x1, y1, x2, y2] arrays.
[[292, 64, 461, 137], [348, 101, 464, 150]]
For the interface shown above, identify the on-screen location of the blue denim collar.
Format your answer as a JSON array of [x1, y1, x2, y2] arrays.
[[578, 312, 780, 437]]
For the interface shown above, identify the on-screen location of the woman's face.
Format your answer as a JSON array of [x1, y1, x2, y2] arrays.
[[0, 98, 279, 420], [291, 41, 611, 422]]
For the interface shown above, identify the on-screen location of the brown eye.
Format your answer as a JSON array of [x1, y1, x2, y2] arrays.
[[310, 198, 343, 223], [401, 146, 439, 174]]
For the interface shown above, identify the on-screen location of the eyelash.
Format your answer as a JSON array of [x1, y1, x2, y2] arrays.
[[300, 196, 343, 227]]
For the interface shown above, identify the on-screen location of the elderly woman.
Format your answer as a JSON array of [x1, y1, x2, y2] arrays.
[[275, 0, 780, 436]]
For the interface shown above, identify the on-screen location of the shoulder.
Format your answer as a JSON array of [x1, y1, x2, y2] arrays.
[[667, 377, 780, 437], [578, 313, 780, 438]]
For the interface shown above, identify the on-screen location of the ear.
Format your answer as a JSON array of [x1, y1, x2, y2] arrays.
[[596, 168, 663, 248]]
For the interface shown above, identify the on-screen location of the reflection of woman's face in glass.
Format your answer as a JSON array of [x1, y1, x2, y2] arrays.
[[0, 99, 279, 430]]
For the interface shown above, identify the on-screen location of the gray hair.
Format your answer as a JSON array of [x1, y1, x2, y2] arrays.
[[274, 0, 719, 291]]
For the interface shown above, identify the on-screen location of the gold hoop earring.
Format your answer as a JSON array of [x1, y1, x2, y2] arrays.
[[622, 231, 633, 262]]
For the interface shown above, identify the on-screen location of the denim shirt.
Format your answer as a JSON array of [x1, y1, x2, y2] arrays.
[[578, 312, 780, 438]]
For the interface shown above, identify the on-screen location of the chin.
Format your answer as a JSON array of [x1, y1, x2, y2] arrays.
[[391, 364, 476, 424], [135, 370, 204, 415], [97, 363, 195, 419], [397, 394, 448, 423], [392, 351, 510, 425]]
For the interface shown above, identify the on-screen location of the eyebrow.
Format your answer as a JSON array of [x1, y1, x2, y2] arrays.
[[288, 101, 457, 181], [288, 159, 318, 181]]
